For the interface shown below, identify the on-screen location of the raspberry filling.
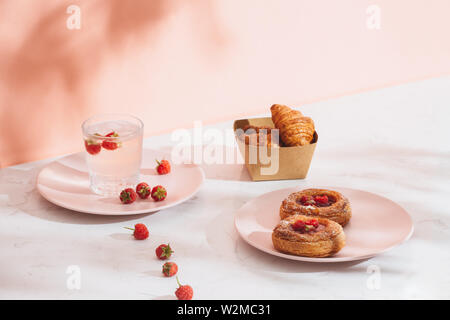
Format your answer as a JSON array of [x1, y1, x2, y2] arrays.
[[291, 219, 319, 233], [297, 194, 335, 207]]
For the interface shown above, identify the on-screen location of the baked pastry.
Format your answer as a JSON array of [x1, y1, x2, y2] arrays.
[[272, 215, 345, 257], [238, 124, 278, 147], [279, 188, 352, 226], [270, 104, 315, 146]]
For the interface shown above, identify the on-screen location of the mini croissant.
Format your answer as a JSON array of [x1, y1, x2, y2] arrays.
[[270, 104, 315, 146]]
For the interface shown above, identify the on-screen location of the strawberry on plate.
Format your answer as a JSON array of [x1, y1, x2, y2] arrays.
[[156, 159, 171, 175], [119, 188, 137, 204], [151, 185, 167, 202], [136, 182, 151, 199]]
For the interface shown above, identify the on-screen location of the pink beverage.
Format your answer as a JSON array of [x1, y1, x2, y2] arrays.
[[81, 114, 144, 196]]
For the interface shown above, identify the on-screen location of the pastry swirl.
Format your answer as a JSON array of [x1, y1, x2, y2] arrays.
[[272, 215, 345, 257], [279, 188, 352, 226]]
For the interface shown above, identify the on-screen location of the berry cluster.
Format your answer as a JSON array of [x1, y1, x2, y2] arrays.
[[292, 218, 320, 233], [119, 159, 171, 204], [123, 223, 193, 300], [300, 194, 331, 207], [84, 131, 121, 155], [120, 184, 167, 204]]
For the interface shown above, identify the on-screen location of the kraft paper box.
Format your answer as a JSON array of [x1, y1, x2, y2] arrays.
[[233, 117, 318, 181]]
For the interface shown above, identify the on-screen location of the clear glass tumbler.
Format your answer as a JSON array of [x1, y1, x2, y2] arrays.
[[81, 114, 144, 196]]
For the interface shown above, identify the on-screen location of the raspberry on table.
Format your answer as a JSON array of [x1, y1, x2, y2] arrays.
[[124, 223, 149, 240], [175, 277, 193, 300]]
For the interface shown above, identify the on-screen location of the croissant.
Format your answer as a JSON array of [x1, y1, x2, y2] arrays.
[[239, 125, 276, 147], [270, 104, 315, 146]]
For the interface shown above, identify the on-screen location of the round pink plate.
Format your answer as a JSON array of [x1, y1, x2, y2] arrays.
[[37, 149, 205, 215], [234, 187, 413, 262]]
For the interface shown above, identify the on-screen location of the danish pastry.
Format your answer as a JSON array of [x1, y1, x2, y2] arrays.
[[270, 104, 315, 146], [272, 215, 345, 257], [279, 188, 352, 226]]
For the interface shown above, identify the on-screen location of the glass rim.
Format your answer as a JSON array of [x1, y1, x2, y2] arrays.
[[81, 113, 144, 140]]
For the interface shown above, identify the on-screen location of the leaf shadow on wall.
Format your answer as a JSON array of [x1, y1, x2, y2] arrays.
[[0, 0, 228, 167]]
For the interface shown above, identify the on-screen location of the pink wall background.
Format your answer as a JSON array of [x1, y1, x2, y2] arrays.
[[1, 0, 450, 167]]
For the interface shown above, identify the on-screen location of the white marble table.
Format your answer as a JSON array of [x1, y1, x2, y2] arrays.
[[1, 76, 449, 299]]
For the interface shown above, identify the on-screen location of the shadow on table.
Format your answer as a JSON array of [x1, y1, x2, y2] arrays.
[[317, 144, 448, 193], [154, 145, 252, 182], [235, 237, 370, 273], [0, 165, 153, 225], [205, 208, 380, 274]]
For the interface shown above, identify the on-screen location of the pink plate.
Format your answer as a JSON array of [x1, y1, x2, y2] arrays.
[[37, 149, 205, 215], [234, 187, 413, 262]]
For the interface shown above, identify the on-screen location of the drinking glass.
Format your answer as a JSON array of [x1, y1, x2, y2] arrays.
[[81, 114, 144, 196]]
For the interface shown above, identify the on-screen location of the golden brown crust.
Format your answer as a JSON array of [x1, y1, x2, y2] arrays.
[[279, 188, 352, 226], [238, 124, 278, 147], [272, 215, 345, 257], [270, 104, 315, 146]]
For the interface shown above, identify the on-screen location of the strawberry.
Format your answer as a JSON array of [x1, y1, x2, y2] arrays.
[[175, 277, 193, 300], [300, 195, 315, 206], [292, 219, 319, 233], [314, 195, 329, 205], [84, 139, 101, 155], [136, 182, 151, 199], [292, 220, 306, 231], [119, 188, 137, 204], [162, 262, 178, 277], [155, 244, 173, 260], [151, 185, 167, 201], [124, 223, 149, 240], [102, 131, 120, 150], [305, 219, 319, 228], [156, 159, 171, 175]]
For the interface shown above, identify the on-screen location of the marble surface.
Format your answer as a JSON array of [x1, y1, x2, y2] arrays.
[[1, 76, 449, 299]]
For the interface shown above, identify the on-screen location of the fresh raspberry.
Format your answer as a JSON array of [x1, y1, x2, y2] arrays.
[[119, 188, 137, 204], [84, 139, 101, 155], [124, 223, 149, 240], [300, 195, 315, 205], [175, 277, 193, 300], [305, 219, 319, 228], [151, 185, 167, 201], [162, 262, 178, 277], [292, 220, 306, 231], [102, 131, 119, 150], [156, 159, 171, 175], [314, 195, 329, 204], [292, 219, 319, 232], [136, 182, 151, 199], [155, 244, 173, 260]]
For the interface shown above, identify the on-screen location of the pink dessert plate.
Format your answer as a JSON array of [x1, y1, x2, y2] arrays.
[[37, 149, 205, 215], [234, 186, 414, 262]]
